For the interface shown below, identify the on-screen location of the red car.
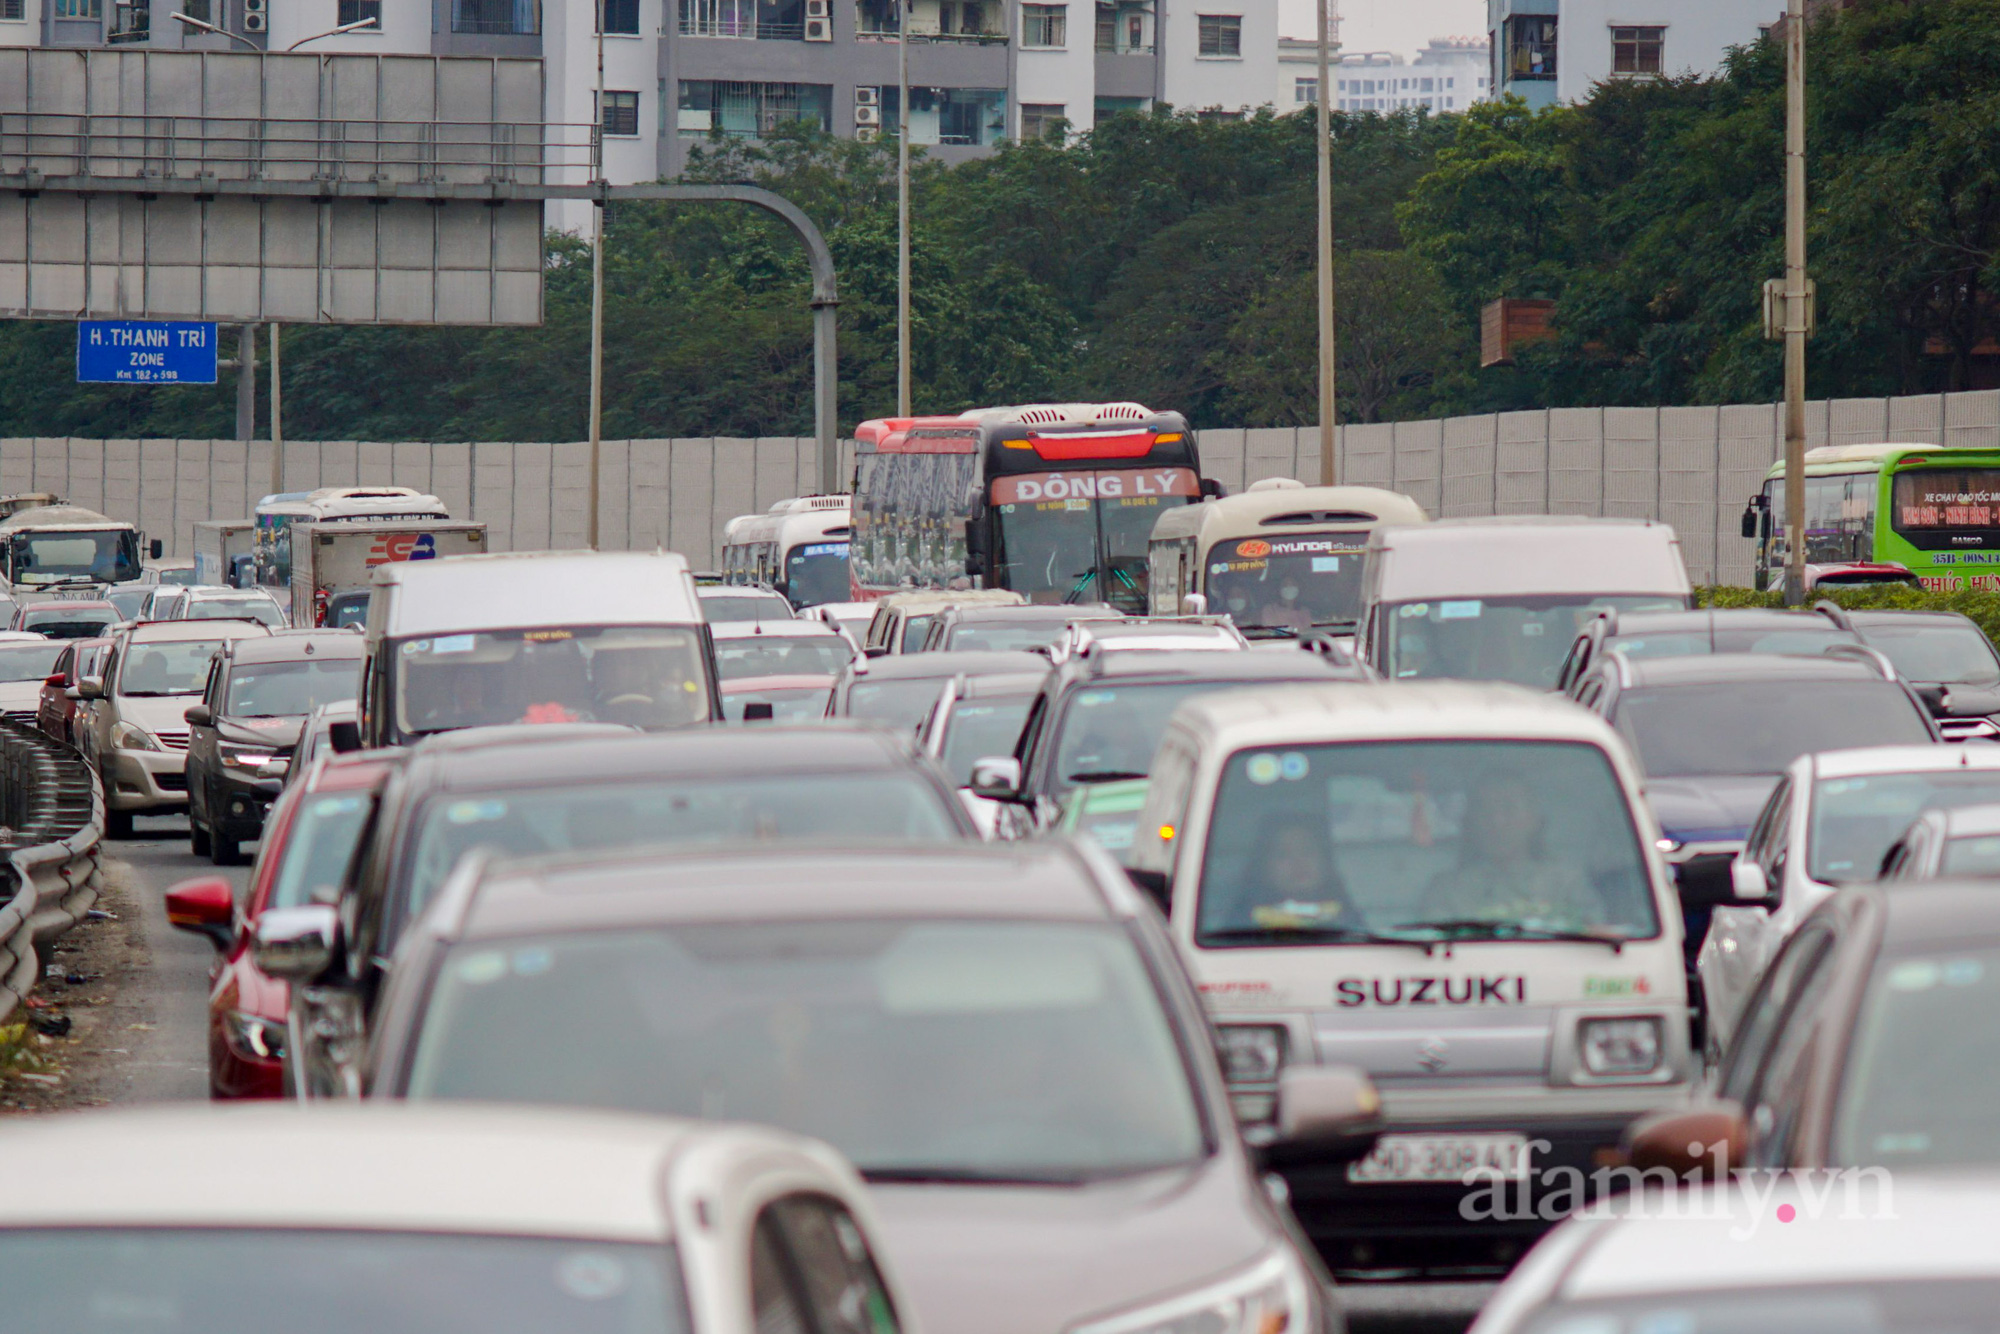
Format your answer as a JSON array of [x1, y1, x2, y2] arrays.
[[38, 636, 110, 748], [166, 749, 402, 1099]]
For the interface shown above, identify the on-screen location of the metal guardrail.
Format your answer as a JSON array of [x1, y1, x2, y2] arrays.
[[0, 719, 105, 1027]]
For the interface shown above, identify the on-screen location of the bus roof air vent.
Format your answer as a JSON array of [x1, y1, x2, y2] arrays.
[[1263, 510, 1380, 526]]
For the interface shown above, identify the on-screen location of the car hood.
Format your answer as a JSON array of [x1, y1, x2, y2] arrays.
[[0, 681, 43, 710], [218, 715, 304, 749], [116, 694, 201, 735], [1643, 774, 1782, 846], [867, 1158, 1273, 1334]]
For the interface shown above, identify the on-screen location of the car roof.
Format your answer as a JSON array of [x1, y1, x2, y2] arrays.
[[185, 585, 276, 599], [0, 631, 48, 644], [1148, 484, 1428, 543], [451, 842, 1121, 942], [1616, 651, 1893, 686], [0, 1103, 804, 1239], [952, 670, 1049, 699], [1808, 744, 2000, 780], [711, 619, 842, 641], [699, 585, 788, 600], [1875, 882, 2000, 951], [1367, 516, 1691, 601], [223, 630, 367, 664], [943, 604, 1118, 625], [1057, 648, 1353, 685], [1603, 608, 1846, 637], [720, 674, 838, 691], [407, 723, 923, 793], [21, 600, 115, 613], [873, 589, 1027, 612], [376, 551, 701, 638], [1170, 681, 1624, 748], [123, 620, 270, 644], [1843, 608, 1982, 628], [847, 650, 1049, 681]]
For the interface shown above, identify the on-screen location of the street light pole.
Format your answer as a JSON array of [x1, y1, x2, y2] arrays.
[[1782, 0, 1807, 604], [1314, 0, 1337, 485], [588, 0, 607, 550], [269, 323, 283, 498], [896, 1, 912, 418]]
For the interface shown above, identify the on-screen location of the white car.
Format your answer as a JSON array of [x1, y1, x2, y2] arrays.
[[710, 618, 858, 681], [0, 630, 63, 724], [142, 583, 289, 628], [0, 1102, 912, 1334], [1470, 1175, 2000, 1334], [1706, 743, 2000, 1058]]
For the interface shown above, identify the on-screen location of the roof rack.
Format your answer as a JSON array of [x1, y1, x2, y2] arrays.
[[1820, 641, 1898, 680], [1811, 598, 1854, 631]]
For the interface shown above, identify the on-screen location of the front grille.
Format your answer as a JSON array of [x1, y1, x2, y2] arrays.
[[155, 730, 189, 752], [153, 772, 187, 792]]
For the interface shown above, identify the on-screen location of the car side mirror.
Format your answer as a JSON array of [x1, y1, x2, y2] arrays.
[[183, 704, 214, 727], [43, 672, 65, 689], [1914, 684, 1949, 717], [1123, 866, 1170, 913], [165, 876, 237, 951], [1731, 858, 1773, 903], [252, 904, 340, 982], [1622, 1102, 1747, 1179], [326, 719, 362, 754], [741, 701, 776, 722], [63, 687, 80, 701], [1180, 592, 1208, 616], [75, 677, 105, 700], [864, 645, 891, 659], [967, 756, 1025, 803], [1263, 1065, 1382, 1166]]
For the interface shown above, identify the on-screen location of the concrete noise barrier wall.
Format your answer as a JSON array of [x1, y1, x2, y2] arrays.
[[10, 388, 2000, 583]]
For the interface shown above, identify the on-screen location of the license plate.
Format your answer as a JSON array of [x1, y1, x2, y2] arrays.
[[1346, 1133, 1531, 1185]]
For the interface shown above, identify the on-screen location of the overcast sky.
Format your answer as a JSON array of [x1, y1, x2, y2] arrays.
[[1278, 0, 1488, 56]]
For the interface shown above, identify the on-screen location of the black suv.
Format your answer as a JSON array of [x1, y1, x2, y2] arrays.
[[184, 630, 365, 864], [1554, 604, 1859, 693], [1833, 605, 2000, 742]]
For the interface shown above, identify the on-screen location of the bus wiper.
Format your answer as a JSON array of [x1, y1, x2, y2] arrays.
[[1198, 926, 1435, 950], [1063, 571, 1098, 604], [1065, 769, 1148, 783], [1393, 919, 1629, 952]]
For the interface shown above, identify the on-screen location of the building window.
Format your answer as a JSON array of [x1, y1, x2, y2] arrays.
[[1294, 76, 1316, 103], [1505, 14, 1556, 80], [598, 90, 640, 136], [0, 0, 22, 15], [181, 0, 210, 21], [1095, 3, 1113, 49], [1196, 13, 1240, 56], [880, 86, 1007, 144], [54, 0, 102, 15], [684, 0, 805, 37], [1611, 25, 1664, 75], [1020, 103, 1066, 139], [1022, 4, 1064, 48], [1095, 95, 1145, 119], [678, 81, 834, 137], [452, 0, 539, 34], [336, 0, 380, 24], [599, 0, 639, 31]]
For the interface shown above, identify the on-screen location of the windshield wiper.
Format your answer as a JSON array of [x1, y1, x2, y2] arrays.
[[1065, 769, 1148, 783], [861, 1166, 1090, 1186], [1198, 926, 1435, 951], [120, 690, 196, 698], [1393, 919, 1630, 952]]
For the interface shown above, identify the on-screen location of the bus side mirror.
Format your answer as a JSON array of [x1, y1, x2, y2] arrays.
[[1181, 592, 1208, 616], [1199, 478, 1225, 500], [1741, 505, 1759, 540], [149, 539, 164, 560]]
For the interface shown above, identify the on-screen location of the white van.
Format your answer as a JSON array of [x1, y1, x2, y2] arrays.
[[1127, 681, 1693, 1276], [1360, 517, 1693, 690], [358, 550, 720, 748]]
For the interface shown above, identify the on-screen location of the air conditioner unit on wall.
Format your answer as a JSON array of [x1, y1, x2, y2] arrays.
[[243, 9, 266, 29], [856, 126, 879, 141], [806, 0, 828, 17], [805, 15, 831, 38], [855, 104, 880, 125], [856, 86, 880, 105]]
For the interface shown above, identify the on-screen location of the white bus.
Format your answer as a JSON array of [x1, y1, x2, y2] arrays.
[[254, 487, 450, 590], [719, 495, 853, 608]]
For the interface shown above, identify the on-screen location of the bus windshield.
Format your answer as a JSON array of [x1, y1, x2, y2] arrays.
[[1764, 473, 1876, 564], [784, 541, 850, 608], [10, 530, 140, 587], [1206, 533, 1366, 630], [993, 468, 1199, 613]]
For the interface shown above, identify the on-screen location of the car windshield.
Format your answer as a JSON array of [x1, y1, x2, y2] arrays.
[[1066, 781, 1150, 863], [105, 587, 149, 619], [1809, 771, 2000, 881], [938, 696, 1034, 785], [1522, 1282, 2000, 1334], [1616, 681, 1932, 779], [720, 684, 833, 722], [394, 627, 710, 735], [0, 1229, 687, 1334], [900, 615, 935, 654], [327, 591, 370, 629], [1858, 620, 2000, 686], [844, 677, 951, 733], [407, 919, 1206, 1183], [1609, 625, 1858, 660], [784, 542, 850, 608], [10, 529, 140, 587], [1195, 740, 1658, 946], [1386, 595, 1685, 688], [1207, 534, 1367, 630], [156, 566, 200, 586], [224, 658, 363, 718], [402, 775, 961, 918], [1053, 682, 1236, 795], [187, 597, 284, 627], [0, 642, 63, 682], [702, 594, 793, 623], [118, 639, 230, 696], [714, 634, 852, 681], [1836, 943, 2000, 1167], [270, 791, 375, 910], [945, 621, 1072, 653]]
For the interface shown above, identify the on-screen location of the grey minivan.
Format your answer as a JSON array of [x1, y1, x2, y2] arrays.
[[347, 842, 1378, 1334]]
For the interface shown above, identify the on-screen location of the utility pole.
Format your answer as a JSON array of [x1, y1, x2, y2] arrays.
[[1314, 0, 1337, 485], [235, 323, 255, 443], [896, 0, 912, 418], [588, 0, 608, 549], [1782, 0, 1807, 604], [269, 324, 283, 498]]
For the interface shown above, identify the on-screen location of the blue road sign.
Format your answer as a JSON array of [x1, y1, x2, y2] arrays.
[[76, 321, 219, 385]]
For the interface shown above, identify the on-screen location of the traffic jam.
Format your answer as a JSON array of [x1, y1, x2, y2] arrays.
[[5, 402, 2000, 1332]]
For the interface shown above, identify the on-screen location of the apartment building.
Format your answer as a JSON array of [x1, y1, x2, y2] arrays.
[[1278, 35, 1487, 114], [1488, 0, 1769, 107], [9, 0, 1277, 200]]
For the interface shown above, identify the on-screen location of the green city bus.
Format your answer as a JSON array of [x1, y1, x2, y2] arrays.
[[1747, 443, 2000, 592]]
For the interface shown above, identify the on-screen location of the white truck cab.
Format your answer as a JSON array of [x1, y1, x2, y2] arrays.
[[1129, 680, 1693, 1277]]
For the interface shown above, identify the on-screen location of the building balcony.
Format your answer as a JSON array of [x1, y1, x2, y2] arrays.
[[854, 27, 1006, 44], [680, 16, 804, 37]]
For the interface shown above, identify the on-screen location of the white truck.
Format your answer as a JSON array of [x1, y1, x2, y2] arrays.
[[287, 519, 488, 629], [192, 520, 257, 589]]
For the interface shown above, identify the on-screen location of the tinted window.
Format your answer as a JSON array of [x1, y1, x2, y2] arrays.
[[720, 684, 833, 722], [714, 634, 852, 681], [187, 597, 285, 627], [946, 622, 1071, 653], [1385, 595, 1685, 688], [785, 543, 851, 609], [844, 677, 950, 732], [1857, 620, 2000, 686], [1052, 682, 1252, 794], [1197, 740, 1658, 946], [409, 920, 1205, 1181], [1809, 771, 2000, 881], [0, 1230, 688, 1334], [1612, 626, 1857, 660], [0, 642, 63, 682], [1941, 835, 2000, 876], [765, 1196, 901, 1334], [701, 595, 794, 623], [225, 658, 363, 718], [395, 627, 709, 734], [937, 696, 1033, 784], [900, 615, 934, 654], [1616, 682, 1932, 778], [270, 792, 374, 910]]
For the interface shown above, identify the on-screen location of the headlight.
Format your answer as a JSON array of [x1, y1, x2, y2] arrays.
[[112, 721, 161, 752], [1069, 1250, 1311, 1334], [219, 743, 283, 771], [1579, 1017, 1663, 1077], [1216, 1024, 1286, 1084], [222, 1010, 287, 1062]]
